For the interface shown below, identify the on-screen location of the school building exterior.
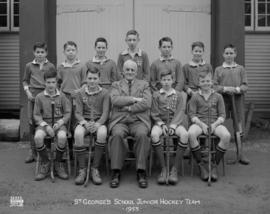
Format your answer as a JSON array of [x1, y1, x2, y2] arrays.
[[0, 0, 269, 139]]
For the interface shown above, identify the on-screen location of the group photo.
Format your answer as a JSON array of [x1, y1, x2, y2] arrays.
[[0, 0, 269, 213]]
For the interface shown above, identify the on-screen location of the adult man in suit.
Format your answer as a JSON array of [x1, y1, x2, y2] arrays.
[[109, 59, 152, 188]]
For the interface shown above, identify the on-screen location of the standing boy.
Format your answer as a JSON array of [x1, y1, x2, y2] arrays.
[[117, 30, 150, 81], [213, 44, 249, 165], [151, 69, 188, 185], [150, 37, 184, 92], [183, 41, 213, 97], [73, 67, 110, 185], [23, 42, 56, 163], [57, 41, 87, 100], [85, 37, 120, 88], [188, 71, 231, 182], [33, 69, 71, 181]]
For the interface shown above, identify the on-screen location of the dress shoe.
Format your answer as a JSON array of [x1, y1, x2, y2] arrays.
[[137, 170, 148, 188], [239, 154, 250, 165], [110, 170, 120, 188]]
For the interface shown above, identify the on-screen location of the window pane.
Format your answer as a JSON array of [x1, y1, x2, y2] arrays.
[[245, 15, 251, 26], [0, 3, 7, 14], [258, 0, 266, 2], [267, 3, 270, 13], [258, 15, 266, 26], [0, 0, 8, 2], [13, 15, 19, 27], [13, 3, 19, 14], [0, 15, 7, 27], [258, 3, 266, 14], [245, 3, 251, 13], [267, 15, 270, 26]]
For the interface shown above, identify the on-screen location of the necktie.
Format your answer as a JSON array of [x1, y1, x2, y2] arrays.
[[128, 81, 132, 96]]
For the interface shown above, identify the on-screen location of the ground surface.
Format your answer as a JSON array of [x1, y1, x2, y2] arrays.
[[0, 127, 269, 214]]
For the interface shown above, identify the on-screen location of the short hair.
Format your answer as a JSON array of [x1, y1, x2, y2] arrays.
[[159, 37, 173, 47], [191, 41, 205, 51], [63, 41, 77, 50], [223, 44, 237, 52], [126, 29, 139, 38], [160, 66, 173, 79], [123, 59, 138, 71], [44, 68, 57, 80], [198, 70, 212, 80], [86, 66, 100, 77], [33, 42, 48, 52], [94, 37, 108, 48]]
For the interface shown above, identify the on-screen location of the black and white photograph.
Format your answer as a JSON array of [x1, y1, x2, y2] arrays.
[[0, 0, 269, 213]]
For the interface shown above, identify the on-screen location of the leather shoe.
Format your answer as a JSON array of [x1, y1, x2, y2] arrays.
[[198, 162, 208, 181], [110, 170, 120, 188], [137, 170, 148, 188], [239, 154, 250, 165]]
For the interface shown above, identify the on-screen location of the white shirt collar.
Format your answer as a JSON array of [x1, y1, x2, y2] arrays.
[[121, 48, 142, 56], [159, 88, 176, 96], [160, 55, 174, 62], [92, 56, 109, 64], [61, 59, 80, 67], [189, 60, 206, 67], [222, 62, 238, 68], [44, 89, 60, 97], [85, 85, 102, 95], [198, 88, 215, 96], [32, 58, 48, 65]]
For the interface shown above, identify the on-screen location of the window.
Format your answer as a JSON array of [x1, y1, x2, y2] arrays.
[[0, 0, 19, 32]]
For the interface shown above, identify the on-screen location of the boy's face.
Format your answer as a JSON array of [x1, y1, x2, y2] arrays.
[[33, 48, 47, 62], [45, 77, 57, 94], [159, 41, 173, 57], [125, 34, 139, 51], [86, 72, 100, 89], [223, 47, 236, 64], [198, 73, 212, 91], [191, 46, 204, 62], [64, 45, 77, 61], [123, 61, 137, 81], [95, 42, 107, 58], [160, 74, 173, 91]]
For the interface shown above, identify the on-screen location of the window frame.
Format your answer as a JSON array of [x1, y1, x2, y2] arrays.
[[246, 0, 270, 31], [0, 0, 19, 32]]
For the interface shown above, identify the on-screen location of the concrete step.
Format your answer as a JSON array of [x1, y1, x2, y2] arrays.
[[0, 119, 20, 142]]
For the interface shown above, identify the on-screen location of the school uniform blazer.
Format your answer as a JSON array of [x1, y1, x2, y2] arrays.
[[109, 78, 152, 131]]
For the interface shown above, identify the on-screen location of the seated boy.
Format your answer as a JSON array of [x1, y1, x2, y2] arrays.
[[151, 69, 188, 185], [188, 71, 231, 182], [33, 69, 71, 181], [73, 67, 110, 185]]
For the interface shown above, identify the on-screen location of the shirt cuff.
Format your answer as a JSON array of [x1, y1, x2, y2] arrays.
[[157, 121, 165, 127], [57, 119, 64, 126], [24, 85, 29, 91], [79, 120, 88, 126], [40, 121, 48, 127], [235, 87, 241, 93], [191, 117, 199, 124], [169, 124, 177, 130], [217, 117, 225, 124]]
